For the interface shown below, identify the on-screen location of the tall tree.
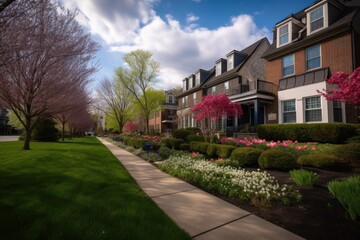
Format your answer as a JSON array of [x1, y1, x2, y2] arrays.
[[97, 77, 132, 134], [0, 0, 99, 150], [191, 94, 243, 143], [116, 49, 160, 134]]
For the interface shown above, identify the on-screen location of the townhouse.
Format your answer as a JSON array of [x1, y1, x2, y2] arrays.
[[177, 38, 275, 135], [148, 90, 179, 134], [263, 0, 360, 124]]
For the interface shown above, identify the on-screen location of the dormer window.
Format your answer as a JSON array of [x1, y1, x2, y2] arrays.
[[167, 95, 174, 103], [227, 58, 233, 71], [216, 64, 221, 76], [195, 72, 200, 85], [279, 24, 289, 46], [188, 76, 193, 89], [183, 79, 187, 91], [310, 6, 324, 32], [305, 2, 328, 35]]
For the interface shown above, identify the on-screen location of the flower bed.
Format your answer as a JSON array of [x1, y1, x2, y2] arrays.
[[158, 155, 301, 207]]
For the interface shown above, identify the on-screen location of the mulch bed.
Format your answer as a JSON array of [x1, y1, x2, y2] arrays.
[[218, 168, 360, 240], [155, 163, 360, 240]]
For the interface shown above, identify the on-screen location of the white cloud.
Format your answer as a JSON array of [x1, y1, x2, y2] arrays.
[[186, 13, 199, 24], [60, 0, 270, 90]]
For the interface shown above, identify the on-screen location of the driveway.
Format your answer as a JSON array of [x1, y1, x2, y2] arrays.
[[0, 136, 19, 142]]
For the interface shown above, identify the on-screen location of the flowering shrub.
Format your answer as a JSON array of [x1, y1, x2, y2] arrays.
[[220, 137, 266, 147], [158, 155, 301, 207]]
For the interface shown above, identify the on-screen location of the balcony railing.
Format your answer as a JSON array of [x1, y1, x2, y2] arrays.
[[225, 80, 277, 96]]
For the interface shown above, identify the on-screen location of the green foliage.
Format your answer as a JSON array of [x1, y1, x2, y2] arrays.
[[231, 147, 263, 167], [158, 147, 173, 159], [173, 129, 191, 140], [161, 138, 184, 150], [328, 175, 360, 220], [186, 134, 204, 142], [179, 143, 190, 151], [297, 153, 340, 169], [189, 141, 209, 154], [289, 169, 318, 186], [257, 123, 358, 144], [258, 149, 297, 171], [32, 118, 59, 142], [206, 144, 217, 157], [0, 138, 191, 239], [332, 143, 360, 162], [217, 145, 236, 158]]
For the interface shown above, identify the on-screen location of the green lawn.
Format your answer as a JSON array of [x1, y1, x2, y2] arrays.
[[0, 138, 191, 240]]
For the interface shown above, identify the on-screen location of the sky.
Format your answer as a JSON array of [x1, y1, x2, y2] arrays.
[[58, 0, 315, 91]]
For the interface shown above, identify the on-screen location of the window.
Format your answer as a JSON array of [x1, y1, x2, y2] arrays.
[[306, 45, 321, 70], [282, 100, 296, 123], [305, 96, 322, 122], [195, 73, 200, 85], [185, 96, 188, 107], [212, 86, 216, 94], [216, 64, 221, 76], [182, 97, 185, 107], [188, 77, 193, 89], [224, 81, 229, 91], [310, 6, 324, 32], [333, 101, 342, 122], [193, 92, 196, 100], [227, 57, 233, 70], [167, 95, 174, 103], [282, 54, 294, 77], [183, 80, 186, 91], [279, 24, 289, 46]]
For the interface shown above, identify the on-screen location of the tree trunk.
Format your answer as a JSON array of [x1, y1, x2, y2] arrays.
[[22, 117, 32, 150], [62, 121, 65, 141], [145, 116, 150, 135]]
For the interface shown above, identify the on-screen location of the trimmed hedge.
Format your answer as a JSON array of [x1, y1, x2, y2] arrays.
[[158, 146, 173, 159], [186, 134, 205, 142], [190, 141, 209, 154], [298, 153, 340, 169], [161, 138, 184, 150], [173, 129, 191, 140], [257, 123, 359, 144], [332, 143, 360, 162], [258, 149, 297, 171], [217, 145, 237, 158], [179, 143, 190, 151], [230, 147, 263, 167]]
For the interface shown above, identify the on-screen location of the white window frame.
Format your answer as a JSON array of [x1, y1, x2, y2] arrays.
[[304, 96, 322, 122], [195, 73, 200, 86], [211, 86, 216, 94], [224, 81, 229, 91], [227, 55, 234, 71], [167, 95, 174, 103], [188, 76, 193, 89], [185, 96, 188, 107], [278, 24, 290, 47], [282, 99, 296, 123], [306, 44, 321, 71], [282, 54, 295, 77], [306, 3, 328, 36], [216, 63, 221, 76], [193, 92, 196, 101]]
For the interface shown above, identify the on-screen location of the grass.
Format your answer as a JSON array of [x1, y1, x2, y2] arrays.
[[289, 169, 318, 186], [0, 137, 191, 240], [328, 175, 360, 221]]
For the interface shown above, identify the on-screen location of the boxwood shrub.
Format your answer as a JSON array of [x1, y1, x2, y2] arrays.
[[173, 129, 191, 140], [161, 138, 184, 150], [297, 153, 340, 169], [257, 123, 358, 144], [332, 143, 360, 162], [231, 147, 263, 167], [179, 143, 190, 151], [217, 145, 236, 158], [186, 134, 205, 142], [258, 149, 297, 171], [189, 141, 209, 154]]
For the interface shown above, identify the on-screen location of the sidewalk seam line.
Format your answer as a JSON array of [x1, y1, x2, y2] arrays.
[[191, 213, 252, 239], [150, 188, 198, 199]]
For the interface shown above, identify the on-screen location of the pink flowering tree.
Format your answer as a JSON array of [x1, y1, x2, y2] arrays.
[[123, 122, 138, 132], [191, 94, 243, 143], [317, 67, 360, 106]]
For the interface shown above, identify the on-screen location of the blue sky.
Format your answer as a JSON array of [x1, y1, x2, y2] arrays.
[[59, 0, 315, 90]]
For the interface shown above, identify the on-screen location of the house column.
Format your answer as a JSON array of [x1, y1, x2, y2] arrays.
[[254, 99, 259, 125]]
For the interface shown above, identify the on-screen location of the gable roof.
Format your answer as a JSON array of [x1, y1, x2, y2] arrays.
[[263, 0, 359, 60], [203, 37, 269, 87]]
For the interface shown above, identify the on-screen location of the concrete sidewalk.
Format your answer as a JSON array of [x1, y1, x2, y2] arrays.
[[99, 138, 304, 240]]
